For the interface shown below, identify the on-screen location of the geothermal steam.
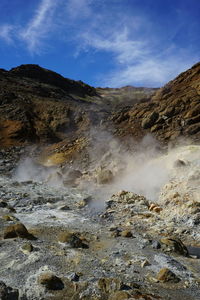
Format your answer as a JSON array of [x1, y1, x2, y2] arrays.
[[13, 132, 200, 208]]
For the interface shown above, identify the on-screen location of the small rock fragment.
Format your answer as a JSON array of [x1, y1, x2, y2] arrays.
[[108, 290, 131, 300], [58, 232, 88, 248], [21, 242, 33, 254], [110, 229, 121, 238], [68, 272, 79, 282], [141, 259, 150, 268], [76, 200, 87, 208], [2, 215, 18, 222], [149, 203, 162, 213], [59, 205, 70, 211], [152, 240, 161, 249], [120, 230, 133, 238], [174, 159, 188, 168], [157, 268, 180, 283]]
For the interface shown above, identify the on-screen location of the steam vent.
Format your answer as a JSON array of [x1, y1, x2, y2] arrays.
[[0, 63, 200, 299]]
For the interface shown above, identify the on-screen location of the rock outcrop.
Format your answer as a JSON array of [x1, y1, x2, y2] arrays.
[[112, 62, 200, 142]]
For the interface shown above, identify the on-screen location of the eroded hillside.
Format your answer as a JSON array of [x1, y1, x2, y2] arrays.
[[112, 62, 200, 142], [0, 64, 155, 148]]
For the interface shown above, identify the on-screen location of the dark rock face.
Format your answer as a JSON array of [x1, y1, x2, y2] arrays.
[[10, 64, 97, 97]]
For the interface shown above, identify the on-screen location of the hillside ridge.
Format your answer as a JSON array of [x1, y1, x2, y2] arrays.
[[0, 63, 199, 151]]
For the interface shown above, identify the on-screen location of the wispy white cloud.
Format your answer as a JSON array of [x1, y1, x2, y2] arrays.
[[81, 27, 147, 64], [0, 0, 59, 53], [65, 1, 198, 87], [0, 0, 198, 86], [19, 0, 58, 53], [105, 55, 197, 87], [66, 0, 92, 19], [0, 24, 14, 44]]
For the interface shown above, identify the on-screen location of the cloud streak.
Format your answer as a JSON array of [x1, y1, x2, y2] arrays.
[[0, 24, 15, 44], [0, 0, 198, 87], [19, 0, 58, 53], [105, 55, 196, 87], [66, 0, 92, 19], [0, 0, 59, 54], [65, 1, 198, 87]]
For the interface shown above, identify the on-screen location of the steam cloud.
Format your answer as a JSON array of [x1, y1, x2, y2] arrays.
[[13, 131, 194, 209]]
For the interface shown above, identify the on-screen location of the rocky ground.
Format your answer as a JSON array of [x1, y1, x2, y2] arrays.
[[0, 143, 200, 300], [0, 63, 200, 299]]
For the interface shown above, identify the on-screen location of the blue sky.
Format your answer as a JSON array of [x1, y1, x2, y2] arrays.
[[0, 0, 199, 88]]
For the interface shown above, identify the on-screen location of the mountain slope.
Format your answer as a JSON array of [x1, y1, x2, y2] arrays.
[[0, 64, 155, 147], [112, 62, 200, 142], [0, 63, 199, 150]]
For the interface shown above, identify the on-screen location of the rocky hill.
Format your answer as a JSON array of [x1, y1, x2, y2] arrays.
[[0, 64, 156, 148], [0, 63, 199, 152], [112, 62, 200, 142]]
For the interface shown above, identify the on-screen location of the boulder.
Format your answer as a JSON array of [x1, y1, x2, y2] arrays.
[[21, 242, 33, 254], [0, 281, 19, 299], [108, 291, 131, 300], [14, 223, 31, 238], [96, 169, 114, 184], [58, 232, 88, 248], [160, 237, 188, 256], [0, 200, 7, 208], [4, 225, 17, 239], [120, 230, 133, 238], [4, 223, 35, 240], [38, 272, 64, 290], [97, 278, 122, 293], [174, 159, 189, 168], [141, 112, 159, 129]]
